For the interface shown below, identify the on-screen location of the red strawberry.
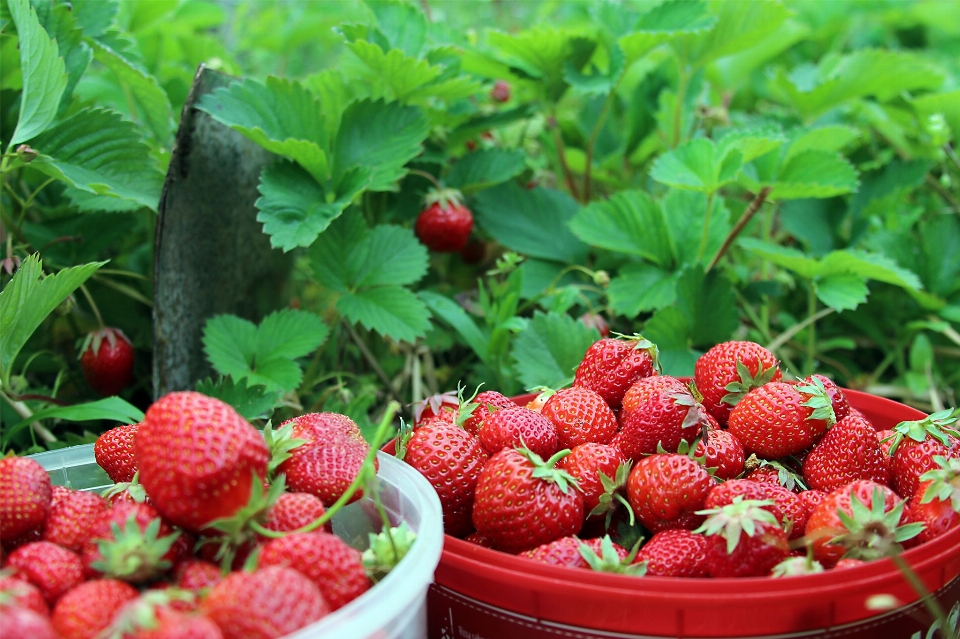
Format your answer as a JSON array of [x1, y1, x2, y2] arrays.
[[478, 406, 559, 459], [798, 489, 828, 519], [173, 558, 223, 593], [694, 341, 781, 425], [615, 376, 713, 460], [704, 479, 806, 539], [82, 501, 181, 582], [472, 448, 583, 553], [464, 532, 495, 548], [111, 598, 224, 639], [401, 421, 488, 536], [810, 374, 850, 422], [694, 429, 745, 480], [541, 387, 618, 449], [259, 531, 369, 611], [771, 554, 825, 577], [79, 327, 135, 397], [834, 557, 867, 570], [727, 377, 837, 459], [261, 492, 327, 536], [0, 456, 52, 542], [0, 574, 48, 616], [696, 498, 790, 577], [490, 79, 511, 102], [94, 423, 139, 483], [42, 488, 108, 551], [7, 541, 85, 604], [137, 392, 270, 532], [521, 535, 639, 574], [887, 409, 960, 498], [578, 312, 610, 338], [415, 189, 473, 253], [907, 457, 960, 544], [634, 529, 710, 578], [0, 605, 58, 639], [802, 412, 890, 492], [573, 336, 660, 409], [412, 391, 459, 426], [51, 579, 138, 639], [626, 454, 715, 533], [558, 443, 628, 520], [202, 566, 329, 639], [461, 390, 514, 437]]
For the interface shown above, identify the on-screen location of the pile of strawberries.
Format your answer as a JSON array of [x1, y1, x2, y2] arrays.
[[400, 337, 960, 578], [0, 391, 409, 639]]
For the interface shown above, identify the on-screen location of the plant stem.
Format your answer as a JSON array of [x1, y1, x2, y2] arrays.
[[672, 66, 689, 148], [407, 169, 443, 190], [78, 283, 105, 329], [342, 319, 403, 407], [805, 283, 817, 375], [0, 390, 57, 445], [551, 124, 581, 202], [766, 307, 834, 353], [890, 552, 952, 638], [696, 190, 716, 263], [583, 87, 618, 201], [707, 187, 771, 272], [926, 174, 960, 216]]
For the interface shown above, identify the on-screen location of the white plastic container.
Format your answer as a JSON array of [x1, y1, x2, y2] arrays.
[[31, 445, 443, 639]]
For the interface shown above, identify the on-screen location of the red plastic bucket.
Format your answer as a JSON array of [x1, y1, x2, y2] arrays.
[[397, 389, 960, 638]]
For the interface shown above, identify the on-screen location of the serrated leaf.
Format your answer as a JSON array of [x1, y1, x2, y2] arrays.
[[687, 0, 791, 67], [254, 161, 368, 252], [32, 0, 91, 114], [309, 212, 367, 293], [512, 311, 599, 389], [445, 149, 526, 195], [649, 138, 742, 193], [0, 255, 103, 385], [421, 291, 489, 362], [642, 306, 698, 377], [819, 251, 922, 291], [347, 40, 440, 100], [619, 0, 717, 64], [197, 77, 329, 181], [88, 39, 173, 143], [569, 190, 673, 266], [608, 263, 679, 317], [717, 126, 786, 164], [741, 150, 859, 200], [70, 0, 117, 38], [333, 98, 430, 191], [785, 126, 860, 161], [368, 0, 426, 57], [257, 310, 330, 362], [486, 26, 596, 101], [2, 397, 144, 447], [563, 43, 626, 95], [7, 0, 67, 146], [814, 273, 868, 311], [337, 287, 430, 344], [195, 377, 279, 421], [29, 107, 164, 210], [473, 183, 589, 263], [661, 189, 730, 268], [738, 238, 820, 279]]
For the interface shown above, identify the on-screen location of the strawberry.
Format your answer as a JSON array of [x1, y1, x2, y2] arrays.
[[259, 531, 369, 611], [727, 377, 837, 459], [412, 391, 460, 426], [460, 390, 514, 437], [400, 421, 488, 537], [472, 448, 583, 553], [0, 574, 48, 616], [810, 374, 850, 422], [41, 488, 108, 551], [886, 409, 960, 498], [490, 79, 511, 102], [137, 392, 270, 532], [558, 443, 629, 520], [696, 498, 790, 577], [478, 406, 559, 459], [94, 423, 140, 483], [173, 558, 223, 593], [79, 327, 135, 397], [626, 454, 715, 533], [798, 489, 828, 519], [521, 535, 640, 574], [110, 596, 224, 639], [202, 566, 329, 639], [464, 532, 495, 548], [51, 579, 138, 639], [7, 541, 85, 605], [704, 479, 807, 539], [415, 189, 474, 253], [802, 412, 890, 492], [260, 491, 327, 536], [83, 501, 181, 583], [573, 336, 660, 409], [744, 458, 807, 491], [0, 605, 58, 639], [634, 529, 710, 578], [615, 376, 713, 460], [0, 456, 52, 542], [833, 557, 867, 570], [694, 341, 781, 425], [578, 312, 610, 338], [907, 456, 960, 544], [541, 387, 618, 449], [694, 429, 745, 480]]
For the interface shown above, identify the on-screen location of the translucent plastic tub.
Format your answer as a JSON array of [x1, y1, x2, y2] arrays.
[[31, 445, 443, 639]]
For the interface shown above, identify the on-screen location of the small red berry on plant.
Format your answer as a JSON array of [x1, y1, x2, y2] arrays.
[[79, 327, 135, 397], [490, 79, 511, 102], [415, 188, 474, 253]]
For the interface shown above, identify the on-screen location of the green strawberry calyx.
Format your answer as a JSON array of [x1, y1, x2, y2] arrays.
[[103, 588, 195, 638], [363, 522, 417, 583], [743, 455, 809, 491], [77, 327, 129, 360], [412, 389, 460, 424], [886, 408, 960, 457], [579, 535, 647, 576], [721, 359, 780, 407], [829, 488, 925, 561], [796, 376, 837, 426], [519, 446, 580, 495], [770, 553, 824, 578], [695, 496, 779, 554], [611, 332, 662, 375], [90, 514, 181, 583], [672, 391, 711, 442], [588, 461, 635, 526], [101, 471, 148, 503], [919, 455, 960, 514], [424, 187, 465, 211], [263, 420, 307, 482]]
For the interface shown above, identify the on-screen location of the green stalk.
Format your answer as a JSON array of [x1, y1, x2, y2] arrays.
[[672, 65, 689, 148], [806, 283, 817, 376], [890, 553, 953, 638], [696, 190, 716, 263]]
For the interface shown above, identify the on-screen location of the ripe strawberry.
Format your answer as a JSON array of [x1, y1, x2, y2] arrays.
[[907, 457, 960, 544], [110, 597, 224, 639], [464, 532, 495, 548], [727, 377, 837, 459], [7, 541, 85, 604], [615, 376, 713, 460], [490, 79, 511, 102], [0, 574, 48, 615], [472, 448, 583, 553], [412, 390, 460, 426], [202, 566, 329, 639], [802, 412, 890, 492], [260, 531, 369, 611], [401, 421, 488, 536], [79, 327, 135, 397], [573, 336, 660, 409], [704, 479, 806, 539], [461, 390, 514, 437], [521, 535, 640, 574], [137, 392, 270, 532], [94, 423, 139, 483], [694, 341, 781, 425], [634, 529, 710, 578], [744, 459, 806, 491], [887, 409, 960, 498], [558, 443, 628, 520], [261, 491, 327, 536], [478, 406, 559, 459], [696, 498, 790, 578], [626, 454, 715, 534], [83, 501, 181, 583], [834, 557, 867, 570], [1, 605, 58, 639], [173, 558, 223, 593], [0, 456, 52, 542], [542, 386, 618, 448], [42, 488, 108, 551], [798, 489, 828, 519], [694, 429, 745, 480], [51, 579, 138, 639], [810, 374, 850, 422], [578, 312, 610, 338], [415, 189, 474, 253]]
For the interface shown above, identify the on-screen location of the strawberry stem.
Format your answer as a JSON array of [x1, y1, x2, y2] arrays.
[[407, 169, 443, 190], [78, 283, 105, 330]]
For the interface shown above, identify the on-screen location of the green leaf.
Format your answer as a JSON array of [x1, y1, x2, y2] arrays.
[[569, 190, 673, 266], [608, 263, 679, 317], [421, 291, 488, 362], [738, 238, 820, 279], [333, 98, 430, 191], [6, 0, 67, 147], [346, 40, 439, 100], [0, 255, 104, 385], [2, 397, 144, 447], [202, 310, 329, 393], [309, 211, 367, 293], [814, 273, 867, 311], [563, 44, 625, 96], [254, 161, 368, 252], [649, 138, 742, 193], [661, 189, 730, 268], [512, 311, 599, 390], [785, 126, 860, 161], [368, 0, 426, 57], [29, 107, 164, 211], [195, 377, 280, 421], [642, 306, 698, 377], [687, 0, 792, 67], [32, 0, 91, 113], [912, 90, 960, 141], [337, 287, 431, 344], [819, 251, 922, 291], [619, 0, 717, 64], [486, 26, 596, 101], [717, 126, 786, 164], [88, 39, 173, 143], [197, 77, 329, 181], [70, 0, 118, 38], [741, 149, 859, 200], [473, 183, 589, 264], [445, 149, 526, 195]]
